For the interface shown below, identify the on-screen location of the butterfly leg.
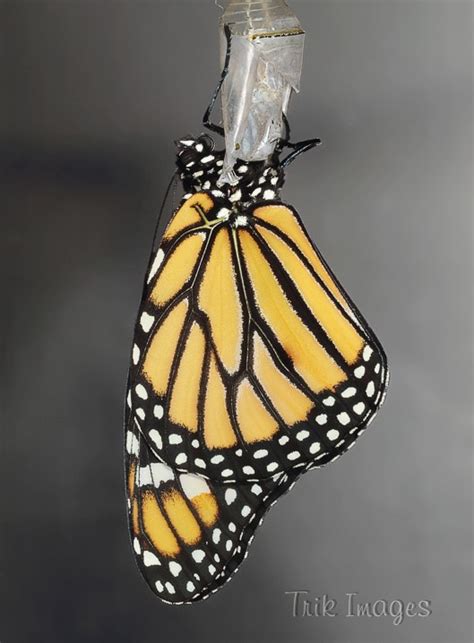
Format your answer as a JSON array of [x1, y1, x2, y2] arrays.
[[281, 136, 322, 168]]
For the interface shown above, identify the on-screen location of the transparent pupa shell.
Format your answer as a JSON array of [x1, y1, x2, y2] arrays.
[[218, 0, 305, 185]]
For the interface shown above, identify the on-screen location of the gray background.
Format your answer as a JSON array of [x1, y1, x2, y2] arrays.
[[1, 1, 472, 642]]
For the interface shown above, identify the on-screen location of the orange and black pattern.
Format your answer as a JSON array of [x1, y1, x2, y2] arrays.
[[125, 135, 388, 603], [126, 415, 304, 604]]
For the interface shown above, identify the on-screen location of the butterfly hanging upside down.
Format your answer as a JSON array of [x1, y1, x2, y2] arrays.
[[124, 133, 389, 603], [125, 36, 388, 607]]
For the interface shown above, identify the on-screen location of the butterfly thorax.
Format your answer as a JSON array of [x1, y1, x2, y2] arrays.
[[176, 135, 285, 208]]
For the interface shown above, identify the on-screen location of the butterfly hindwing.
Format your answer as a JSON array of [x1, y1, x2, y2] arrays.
[[125, 415, 301, 604]]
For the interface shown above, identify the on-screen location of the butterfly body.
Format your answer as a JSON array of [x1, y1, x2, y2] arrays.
[[177, 134, 285, 207], [125, 134, 389, 603]]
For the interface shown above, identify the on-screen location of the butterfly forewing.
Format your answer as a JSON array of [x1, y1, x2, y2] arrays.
[[127, 194, 388, 483]]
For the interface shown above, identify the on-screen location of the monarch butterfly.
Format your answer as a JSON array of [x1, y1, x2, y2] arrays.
[[125, 27, 388, 604]]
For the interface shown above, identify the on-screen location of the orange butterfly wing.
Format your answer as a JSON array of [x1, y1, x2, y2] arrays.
[[126, 194, 388, 483], [125, 415, 303, 604]]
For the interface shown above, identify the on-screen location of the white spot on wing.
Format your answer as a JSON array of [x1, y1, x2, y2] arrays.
[[225, 489, 237, 505], [354, 365, 365, 378], [143, 551, 160, 567], [135, 384, 148, 400], [180, 473, 211, 499], [337, 412, 351, 426], [140, 312, 155, 333], [138, 462, 172, 487], [169, 561, 182, 577], [192, 550, 205, 563], [132, 344, 140, 365], [341, 387, 357, 399], [126, 431, 139, 457], [153, 405, 164, 420], [363, 346, 373, 362], [147, 249, 165, 284], [165, 582, 175, 594], [353, 402, 366, 415], [149, 429, 163, 450], [175, 453, 187, 465], [323, 396, 335, 407]]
